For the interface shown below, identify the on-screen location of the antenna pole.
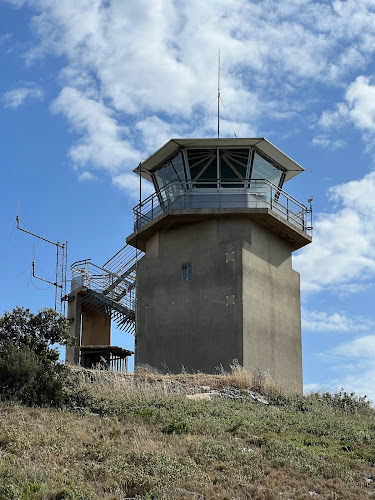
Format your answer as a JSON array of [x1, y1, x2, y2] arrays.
[[217, 49, 220, 138], [16, 207, 68, 314]]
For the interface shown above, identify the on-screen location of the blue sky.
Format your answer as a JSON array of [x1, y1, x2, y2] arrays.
[[1, 0, 375, 397]]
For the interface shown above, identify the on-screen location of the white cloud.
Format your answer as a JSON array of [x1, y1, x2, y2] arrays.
[[51, 86, 142, 173], [135, 116, 182, 154], [317, 103, 349, 129], [321, 335, 375, 401], [332, 335, 375, 358], [312, 135, 345, 150], [2, 82, 44, 108], [302, 308, 374, 333], [317, 75, 375, 139], [294, 170, 375, 293], [345, 76, 375, 132], [0, 33, 12, 45], [8, 0, 375, 198], [4, 0, 26, 7], [78, 171, 97, 182], [112, 173, 154, 201]]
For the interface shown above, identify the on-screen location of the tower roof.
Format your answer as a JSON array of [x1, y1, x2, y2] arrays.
[[134, 138, 304, 183]]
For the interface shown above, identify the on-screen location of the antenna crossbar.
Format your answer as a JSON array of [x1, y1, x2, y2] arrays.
[[16, 216, 64, 248], [16, 210, 68, 315]]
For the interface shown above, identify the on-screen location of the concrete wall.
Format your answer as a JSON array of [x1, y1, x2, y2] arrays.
[[137, 219, 244, 372], [65, 288, 111, 365], [136, 216, 303, 392], [242, 223, 302, 393], [81, 306, 111, 346], [65, 289, 82, 364]]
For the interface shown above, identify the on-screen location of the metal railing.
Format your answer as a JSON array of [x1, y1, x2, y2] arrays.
[[133, 179, 311, 233], [70, 259, 136, 313], [103, 244, 144, 278]]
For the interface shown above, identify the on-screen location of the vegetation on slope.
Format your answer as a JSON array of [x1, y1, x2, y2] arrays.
[[1, 367, 375, 500], [0, 307, 374, 499]]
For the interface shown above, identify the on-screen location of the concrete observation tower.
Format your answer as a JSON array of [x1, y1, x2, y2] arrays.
[[126, 138, 312, 392]]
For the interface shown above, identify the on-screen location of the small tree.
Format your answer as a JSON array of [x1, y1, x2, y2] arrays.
[[0, 306, 71, 363], [0, 307, 72, 406]]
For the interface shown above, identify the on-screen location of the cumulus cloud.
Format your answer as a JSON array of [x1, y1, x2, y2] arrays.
[[9, 0, 375, 179], [317, 76, 375, 142], [333, 335, 375, 358], [78, 171, 97, 182], [5, 0, 26, 7], [6, 0, 375, 400], [5, 1, 375, 296], [51, 87, 142, 172], [346, 76, 375, 132], [317, 106, 349, 133], [112, 173, 154, 201], [320, 335, 375, 401], [312, 135, 345, 150], [294, 170, 375, 293], [302, 308, 374, 333], [2, 82, 44, 108]]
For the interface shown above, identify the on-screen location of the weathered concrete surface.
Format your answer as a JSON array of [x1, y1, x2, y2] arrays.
[[134, 217, 303, 393], [136, 219, 244, 374], [81, 306, 111, 346], [242, 223, 303, 393], [65, 289, 82, 365], [65, 287, 111, 365], [126, 207, 312, 253]]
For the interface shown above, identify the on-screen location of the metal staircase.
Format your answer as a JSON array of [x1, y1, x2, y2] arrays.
[[70, 244, 144, 334]]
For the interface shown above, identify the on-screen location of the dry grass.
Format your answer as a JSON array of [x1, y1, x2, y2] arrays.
[[1, 367, 375, 499], [70, 360, 279, 398]]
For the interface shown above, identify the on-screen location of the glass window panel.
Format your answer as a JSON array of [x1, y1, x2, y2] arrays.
[[154, 152, 186, 190], [189, 158, 211, 174], [219, 149, 249, 188], [251, 152, 283, 186], [220, 157, 240, 188], [169, 152, 185, 182], [153, 151, 186, 203], [224, 149, 249, 171], [187, 149, 217, 188], [195, 158, 217, 187]]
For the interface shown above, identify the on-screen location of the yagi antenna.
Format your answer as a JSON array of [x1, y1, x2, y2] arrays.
[[16, 203, 68, 315]]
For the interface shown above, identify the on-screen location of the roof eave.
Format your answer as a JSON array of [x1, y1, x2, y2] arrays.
[[133, 138, 304, 183]]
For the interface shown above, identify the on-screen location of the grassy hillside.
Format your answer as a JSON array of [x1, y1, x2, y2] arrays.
[[1, 367, 375, 500]]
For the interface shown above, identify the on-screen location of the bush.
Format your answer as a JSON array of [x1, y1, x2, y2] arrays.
[[313, 389, 374, 415], [162, 420, 189, 435], [0, 306, 71, 364], [0, 306, 73, 407], [0, 342, 67, 407]]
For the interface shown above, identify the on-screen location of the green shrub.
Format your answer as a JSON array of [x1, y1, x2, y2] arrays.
[[316, 389, 374, 415], [162, 419, 188, 435], [0, 343, 66, 407], [0, 307, 71, 364]]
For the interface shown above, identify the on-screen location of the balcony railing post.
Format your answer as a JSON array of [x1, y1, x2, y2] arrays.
[[270, 182, 273, 210]]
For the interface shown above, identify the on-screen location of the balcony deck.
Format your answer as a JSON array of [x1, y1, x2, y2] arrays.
[[128, 179, 312, 252]]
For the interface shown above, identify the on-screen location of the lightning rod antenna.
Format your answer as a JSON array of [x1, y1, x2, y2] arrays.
[[217, 49, 220, 139]]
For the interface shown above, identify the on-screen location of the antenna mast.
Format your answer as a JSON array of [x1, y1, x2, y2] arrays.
[[16, 205, 68, 315], [217, 49, 220, 138]]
